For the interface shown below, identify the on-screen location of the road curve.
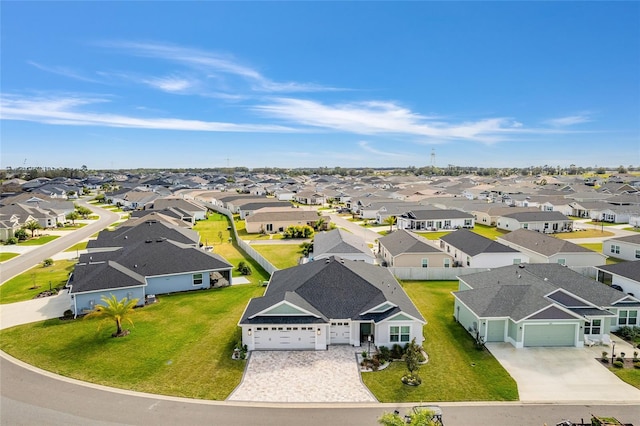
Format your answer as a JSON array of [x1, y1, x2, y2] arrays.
[[0, 201, 120, 284]]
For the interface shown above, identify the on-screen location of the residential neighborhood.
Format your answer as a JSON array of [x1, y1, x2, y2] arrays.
[[1, 167, 640, 411]]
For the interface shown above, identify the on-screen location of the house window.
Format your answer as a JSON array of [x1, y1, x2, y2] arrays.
[[464, 219, 472, 227], [584, 319, 601, 335], [610, 245, 620, 254], [635, 250, 640, 259], [619, 310, 638, 326], [266, 223, 273, 232], [444, 220, 451, 228], [523, 223, 528, 229], [466, 256, 470, 266], [544, 222, 549, 230], [557, 258, 566, 265], [597, 270, 613, 285], [444, 258, 450, 268], [426, 221, 433, 228], [390, 326, 411, 342], [513, 258, 521, 265], [421, 258, 428, 268], [193, 273, 203, 285]]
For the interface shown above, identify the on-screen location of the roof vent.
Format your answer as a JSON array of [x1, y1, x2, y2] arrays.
[[518, 264, 525, 269], [544, 277, 548, 281], [134, 264, 137, 268], [325, 259, 330, 263], [124, 236, 128, 239], [145, 240, 152, 243]]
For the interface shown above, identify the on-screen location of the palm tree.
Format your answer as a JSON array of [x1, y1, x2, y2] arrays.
[[314, 217, 326, 231], [23, 220, 42, 238], [384, 216, 396, 232], [84, 294, 139, 337]]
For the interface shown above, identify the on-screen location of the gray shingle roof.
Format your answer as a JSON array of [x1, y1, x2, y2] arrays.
[[378, 229, 441, 256], [497, 229, 591, 255], [240, 257, 425, 325], [454, 263, 637, 321], [87, 218, 199, 249], [596, 260, 640, 282], [500, 211, 570, 222], [405, 209, 474, 220], [606, 234, 640, 245], [440, 229, 518, 256], [312, 229, 374, 258], [71, 239, 232, 294]]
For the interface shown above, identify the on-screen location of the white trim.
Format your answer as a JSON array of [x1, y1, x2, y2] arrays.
[[360, 301, 397, 316], [248, 300, 321, 319], [384, 311, 427, 324], [519, 303, 585, 322], [70, 284, 145, 296]]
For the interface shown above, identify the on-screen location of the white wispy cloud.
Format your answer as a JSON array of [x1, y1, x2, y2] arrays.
[[99, 41, 345, 93], [1, 94, 295, 133], [545, 114, 592, 127], [358, 141, 410, 158], [28, 61, 101, 83], [254, 98, 529, 144]]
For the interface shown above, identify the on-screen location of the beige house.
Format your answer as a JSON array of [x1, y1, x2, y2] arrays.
[[245, 207, 323, 234], [378, 229, 453, 268]]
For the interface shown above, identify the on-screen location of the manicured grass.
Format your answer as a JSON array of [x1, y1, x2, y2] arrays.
[[555, 229, 615, 239], [252, 244, 303, 269], [362, 281, 518, 402], [586, 221, 619, 227], [0, 260, 77, 304], [64, 241, 88, 252], [470, 224, 509, 240], [610, 367, 640, 389], [415, 231, 451, 240], [0, 252, 20, 262], [0, 285, 265, 400], [578, 243, 602, 252], [193, 212, 270, 284], [57, 223, 87, 230], [17, 235, 60, 246], [623, 227, 640, 233]]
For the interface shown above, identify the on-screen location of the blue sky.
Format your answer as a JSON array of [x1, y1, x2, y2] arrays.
[[1, 2, 639, 170]]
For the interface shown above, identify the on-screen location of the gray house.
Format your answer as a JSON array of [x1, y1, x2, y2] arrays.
[[239, 257, 426, 350], [453, 263, 640, 348], [496, 211, 573, 233], [602, 234, 640, 262], [311, 228, 375, 264], [497, 229, 606, 267], [439, 229, 529, 268], [378, 229, 453, 268], [69, 238, 233, 316], [397, 209, 475, 231]]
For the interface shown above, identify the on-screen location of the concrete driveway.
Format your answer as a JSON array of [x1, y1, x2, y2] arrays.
[[486, 342, 640, 403], [227, 346, 376, 403]]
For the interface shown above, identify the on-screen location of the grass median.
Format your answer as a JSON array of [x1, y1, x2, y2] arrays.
[[0, 259, 77, 304]]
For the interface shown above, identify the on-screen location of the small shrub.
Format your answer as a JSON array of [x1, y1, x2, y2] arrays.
[[378, 346, 391, 362], [14, 229, 28, 241], [601, 351, 608, 360], [236, 261, 252, 276], [361, 351, 368, 359], [613, 360, 624, 368], [635, 363, 640, 369], [63, 309, 73, 318], [42, 258, 54, 267], [6, 237, 17, 245], [616, 357, 624, 363], [391, 343, 405, 360]]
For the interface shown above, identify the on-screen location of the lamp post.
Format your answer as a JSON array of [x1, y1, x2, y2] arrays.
[[367, 334, 372, 356], [612, 341, 616, 363]]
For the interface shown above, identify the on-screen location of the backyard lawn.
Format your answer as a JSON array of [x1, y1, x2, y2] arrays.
[[362, 281, 518, 402], [252, 244, 304, 269], [193, 212, 270, 284], [470, 224, 509, 240], [0, 259, 77, 304], [0, 285, 265, 400]]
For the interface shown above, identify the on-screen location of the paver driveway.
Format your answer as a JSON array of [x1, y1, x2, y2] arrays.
[[486, 342, 640, 402], [227, 346, 376, 403]]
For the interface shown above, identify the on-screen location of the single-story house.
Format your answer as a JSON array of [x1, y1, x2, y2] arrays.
[[497, 229, 607, 267], [472, 206, 540, 227], [595, 261, 640, 299], [453, 263, 640, 348], [311, 228, 375, 264], [439, 229, 529, 268], [602, 234, 640, 262], [397, 209, 475, 231], [244, 207, 323, 234], [68, 238, 233, 316], [152, 198, 207, 221], [239, 256, 426, 350], [496, 211, 573, 233], [378, 229, 453, 268]]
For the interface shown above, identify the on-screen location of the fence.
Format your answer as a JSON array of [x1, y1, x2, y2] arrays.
[[200, 202, 279, 276], [388, 267, 490, 281]]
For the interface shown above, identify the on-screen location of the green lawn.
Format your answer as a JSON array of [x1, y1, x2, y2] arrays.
[[0, 285, 265, 400], [415, 231, 451, 240], [610, 367, 640, 389], [56, 223, 88, 230], [194, 212, 270, 284], [470, 224, 509, 240], [362, 281, 518, 402], [64, 241, 88, 252], [555, 229, 615, 239], [0, 260, 77, 304], [252, 244, 303, 269], [16, 235, 60, 246], [0, 252, 20, 262], [578, 243, 602, 252]]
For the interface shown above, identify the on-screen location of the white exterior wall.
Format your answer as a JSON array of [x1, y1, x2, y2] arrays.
[[375, 318, 424, 348], [608, 274, 640, 297], [548, 252, 607, 267], [602, 239, 640, 262], [471, 252, 530, 268]]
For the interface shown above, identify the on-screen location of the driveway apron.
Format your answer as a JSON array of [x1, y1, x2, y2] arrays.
[[227, 346, 376, 403], [486, 342, 640, 403]]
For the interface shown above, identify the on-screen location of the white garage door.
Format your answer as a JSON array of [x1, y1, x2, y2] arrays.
[[253, 326, 316, 350], [330, 321, 350, 344], [524, 324, 576, 347]]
